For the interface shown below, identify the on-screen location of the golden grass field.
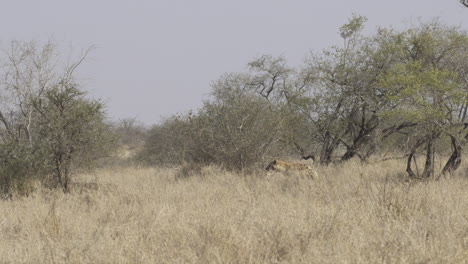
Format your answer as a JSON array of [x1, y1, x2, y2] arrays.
[[2, 159, 468, 263]]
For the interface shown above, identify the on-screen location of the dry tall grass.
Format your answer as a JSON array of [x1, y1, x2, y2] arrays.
[[2, 160, 468, 263]]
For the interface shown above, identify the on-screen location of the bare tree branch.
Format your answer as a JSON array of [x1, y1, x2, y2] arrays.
[[64, 45, 95, 82]]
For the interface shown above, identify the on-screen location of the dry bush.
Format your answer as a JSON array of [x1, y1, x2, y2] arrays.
[[0, 41, 113, 194], [2, 161, 468, 263], [139, 74, 286, 171]]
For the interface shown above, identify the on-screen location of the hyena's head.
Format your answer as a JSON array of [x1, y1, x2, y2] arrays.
[[265, 160, 278, 171], [265, 160, 276, 171], [265, 160, 288, 172]]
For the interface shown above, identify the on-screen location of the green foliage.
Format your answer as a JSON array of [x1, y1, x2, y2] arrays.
[[141, 17, 468, 176], [33, 83, 114, 191], [0, 41, 113, 196], [0, 143, 45, 197], [339, 14, 368, 40], [376, 21, 468, 177], [381, 62, 461, 125]]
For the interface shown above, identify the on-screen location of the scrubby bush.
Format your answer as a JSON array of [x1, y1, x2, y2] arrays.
[[33, 84, 114, 191], [189, 96, 283, 170], [139, 74, 286, 171], [0, 41, 114, 195], [137, 114, 193, 165], [0, 143, 45, 197]]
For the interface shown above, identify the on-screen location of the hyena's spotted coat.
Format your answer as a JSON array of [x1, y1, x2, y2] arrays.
[[266, 159, 318, 179]]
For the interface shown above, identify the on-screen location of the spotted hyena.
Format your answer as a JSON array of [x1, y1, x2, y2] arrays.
[[266, 159, 318, 179]]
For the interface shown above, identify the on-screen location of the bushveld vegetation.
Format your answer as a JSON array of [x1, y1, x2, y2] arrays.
[[140, 17, 468, 179], [1, 7, 468, 263]]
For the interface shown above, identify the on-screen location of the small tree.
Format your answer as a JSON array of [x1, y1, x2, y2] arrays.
[[381, 62, 463, 178], [33, 83, 112, 192], [0, 40, 113, 195], [288, 15, 398, 164], [379, 21, 468, 178]]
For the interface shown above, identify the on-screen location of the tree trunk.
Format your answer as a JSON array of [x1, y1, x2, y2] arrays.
[[341, 147, 357, 161], [320, 131, 339, 165], [62, 162, 70, 193], [341, 138, 366, 161], [362, 143, 376, 161], [406, 152, 417, 178], [421, 139, 435, 178], [406, 139, 425, 178], [440, 135, 462, 178]]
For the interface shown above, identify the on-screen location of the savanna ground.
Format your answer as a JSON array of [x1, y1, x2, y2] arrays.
[[2, 158, 468, 263]]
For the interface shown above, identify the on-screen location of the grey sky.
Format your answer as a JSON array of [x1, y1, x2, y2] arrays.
[[1, 1, 467, 124]]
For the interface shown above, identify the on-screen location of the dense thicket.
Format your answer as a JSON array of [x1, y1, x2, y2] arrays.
[[141, 17, 468, 176], [138, 73, 287, 170]]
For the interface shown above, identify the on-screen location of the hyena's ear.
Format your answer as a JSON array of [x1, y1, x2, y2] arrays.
[[266, 160, 275, 171], [302, 155, 315, 161]]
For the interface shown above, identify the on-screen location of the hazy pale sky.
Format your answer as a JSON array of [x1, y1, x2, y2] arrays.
[[0, 1, 467, 124]]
